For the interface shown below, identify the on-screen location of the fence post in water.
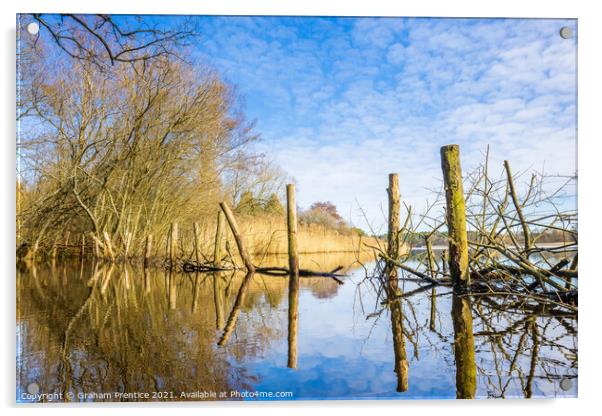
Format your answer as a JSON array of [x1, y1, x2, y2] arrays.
[[387, 173, 401, 270], [425, 237, 436, 279], [440, 145, 470, 288], [144, 234, 153, 268], [441, 250, 448, 274], [213, 210, 225, 268], [169, 223, 178, 268], [80, 234, 85, 258], [219, 202, 255, 273], [286, 184, 300, 369]]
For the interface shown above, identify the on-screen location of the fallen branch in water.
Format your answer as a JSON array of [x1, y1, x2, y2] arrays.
[[255, 266, 346, 285]]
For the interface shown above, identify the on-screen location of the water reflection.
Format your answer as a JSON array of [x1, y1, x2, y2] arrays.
[[451, 294, 477, 399], [16, 255, 577, 401], [384, 268, 408, 392]]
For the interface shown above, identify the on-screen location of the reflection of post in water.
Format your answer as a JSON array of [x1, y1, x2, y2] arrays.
[[144, 267, 151, 294], [217, 271, 254, 346], [212, 272, 225, 330], [525, 318, 539, 398], [429, 287, 437, 332], [100, 264, 115, 295], [425, 237, 437, 332], [168, 270, 177, 310], [192, 273, 200, 313], [451, 294, 477, 399], [286, 184, 300, 369], [386, 275, 408, 392], [386, 173, 408, 392]]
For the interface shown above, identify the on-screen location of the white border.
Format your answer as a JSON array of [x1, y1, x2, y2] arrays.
[[3, 1, 601, 415]]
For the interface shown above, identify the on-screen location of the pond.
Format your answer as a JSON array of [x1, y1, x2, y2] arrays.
[[16, 253, 577, 402]]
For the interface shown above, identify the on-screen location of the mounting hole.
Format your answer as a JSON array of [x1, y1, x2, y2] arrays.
[[26, 22, 39, 35], [559, 377, 573, 391], [559, 26, 573, 39], [27, 382, 40, 395]]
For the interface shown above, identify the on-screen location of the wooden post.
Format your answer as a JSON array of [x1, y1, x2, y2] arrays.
[[219, 202, 255, 273], [387, 173, 401, 266], [287, 184, 300, 369], [386, 175, 408, 391], [169, 223, 178, 268], [144, 235, 153, 268], [80, 234, 85, 258], [213, 210, 224, 268], [441, 250, 448, 274], [425, 237, 436, 279], [440, 145, 470, 288], [193, 222, 201, 264]]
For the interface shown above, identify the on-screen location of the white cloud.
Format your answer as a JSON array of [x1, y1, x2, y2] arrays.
[[196, 17, 577, 230]]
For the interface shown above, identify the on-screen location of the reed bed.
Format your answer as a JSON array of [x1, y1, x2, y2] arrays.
[[181, 215, 382, 260]]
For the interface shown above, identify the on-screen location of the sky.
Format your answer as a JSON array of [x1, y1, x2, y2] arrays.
[[187, 16, 577, 232], [25, 15, 577, 233]]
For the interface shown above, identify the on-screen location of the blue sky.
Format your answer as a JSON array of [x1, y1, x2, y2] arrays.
[[24, 15, 574, 232], [187, 16, 577, 231]]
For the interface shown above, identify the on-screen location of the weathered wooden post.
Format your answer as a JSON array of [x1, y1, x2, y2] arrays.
[[287, 184, 300, 369], [441, 250, 448, 274], [425, 237, 436, 279], [440, 145, 470, 288], [144, 234, 153, 268], [213, 210, 225, 268], [385, 173, 408, 391], [219, 202, 255, 273], [387, 173, 401, 269], [193, 222, 201, 264], [80, 234, 85, 258], [169, 223, 178, 268]]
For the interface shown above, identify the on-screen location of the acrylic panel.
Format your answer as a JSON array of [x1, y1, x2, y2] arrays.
[[16, 14, 577, 402]]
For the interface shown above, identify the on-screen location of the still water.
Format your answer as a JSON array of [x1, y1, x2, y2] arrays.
[[16, 253, 577, 401]]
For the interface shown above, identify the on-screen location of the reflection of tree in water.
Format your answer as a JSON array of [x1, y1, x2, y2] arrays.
[[18, 260, 335, 401], [17, 257, 577, 401], [470, 294, 577, 398], [358, 261, 577, 399]]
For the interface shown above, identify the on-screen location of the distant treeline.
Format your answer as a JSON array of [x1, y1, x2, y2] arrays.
[[379, 228, 577, 247]]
